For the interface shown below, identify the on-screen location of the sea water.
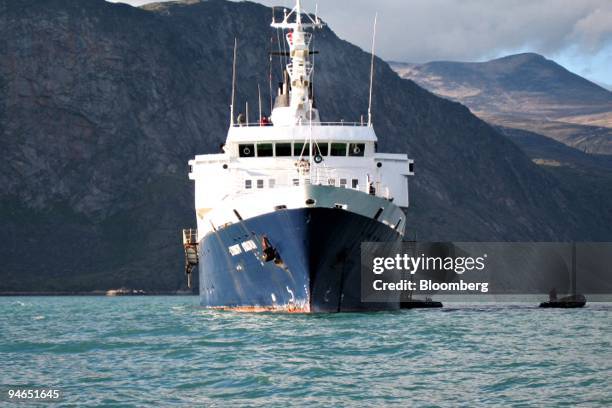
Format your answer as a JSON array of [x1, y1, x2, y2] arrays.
[[1, 297, 610, 406]]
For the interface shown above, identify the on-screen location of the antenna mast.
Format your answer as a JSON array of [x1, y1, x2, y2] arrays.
[[230, 38, 238, 127], [258, 84, 262, 123], [270, 0, 324, 126], [367, 13, 378, 127]]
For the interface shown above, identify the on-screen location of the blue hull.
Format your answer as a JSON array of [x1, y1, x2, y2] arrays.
[[199, 207, 402, 312]]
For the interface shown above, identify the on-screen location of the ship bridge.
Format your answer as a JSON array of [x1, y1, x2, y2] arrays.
[[225, 122, 376, 159]]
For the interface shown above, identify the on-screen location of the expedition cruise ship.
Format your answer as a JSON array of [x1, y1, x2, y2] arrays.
[[183, 0, 414, 312]]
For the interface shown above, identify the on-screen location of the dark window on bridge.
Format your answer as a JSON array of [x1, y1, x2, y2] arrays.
[[330, 143, 347, 156], [275, 143, 292, 156], [314, 142, 329, 156], [257, 143, 273, 157], [349, 143, 365, 157], [239, 144, 255, 157], [294, 143, 310, 157], [352, 179, 359, 188]]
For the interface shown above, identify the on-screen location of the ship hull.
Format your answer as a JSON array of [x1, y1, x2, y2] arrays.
[[198, 207, 402, 312]]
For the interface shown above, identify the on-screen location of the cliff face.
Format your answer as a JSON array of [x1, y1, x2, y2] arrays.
[[391, 54, 612, 154], [0, 0, 608, 292]]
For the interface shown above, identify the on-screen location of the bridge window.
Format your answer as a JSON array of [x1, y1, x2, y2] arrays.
[[293, 178, 299, 186], [269, 179, 275, 188], [314, 142, 328, 156], [239, 144, 255, 157], [352, 179, 359, 188], [330, 143, 347, 156], [294, 142, 310, 157], [245, 180, 252, 189], [340, 178, 347, 188], [349, 143, 365, 157], [257, 179, 264, 189], [257, 143, 273, 157], [328, 178, 335, 186], [275, 143, 292, 156]]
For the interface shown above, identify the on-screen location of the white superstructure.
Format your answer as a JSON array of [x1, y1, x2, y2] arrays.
[[188, 0, 414, 240]]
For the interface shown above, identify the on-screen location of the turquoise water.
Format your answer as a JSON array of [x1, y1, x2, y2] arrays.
[[1, 297, 611, 407]]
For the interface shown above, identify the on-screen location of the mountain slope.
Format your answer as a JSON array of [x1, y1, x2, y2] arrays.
[[391, 53, 612, 154], [1, 0, 609, 292]]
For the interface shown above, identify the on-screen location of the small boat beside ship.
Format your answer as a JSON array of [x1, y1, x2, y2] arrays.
[[539, 243, 587, 308]]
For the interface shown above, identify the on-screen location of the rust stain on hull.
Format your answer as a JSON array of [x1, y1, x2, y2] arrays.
[[209, 303, 311, 313]]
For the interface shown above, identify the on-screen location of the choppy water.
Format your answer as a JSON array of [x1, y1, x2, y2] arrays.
[[1, 297, 610, 407]]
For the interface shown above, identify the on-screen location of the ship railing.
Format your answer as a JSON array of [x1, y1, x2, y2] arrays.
[[231, 121, 369, 128], [182, 228, 198, 245], [286, 62, 313, 79]]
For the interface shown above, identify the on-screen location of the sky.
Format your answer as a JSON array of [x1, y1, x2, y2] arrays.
[[108, 0, 612, 89]]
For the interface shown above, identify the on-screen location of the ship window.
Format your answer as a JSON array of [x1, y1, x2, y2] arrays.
[[269, 179, 275, 188], [245, 180, 252, 189], [293, 178, 299, 186], [257, 143, 273, 157], [275, 143, 292, 156], [228, 244, 242, 256], [340, 178, 347, 187], [314, 142, 328, 156], [239, 144, 255, 157], [349, 143, 365, 157], [293, 142, 310, 157], [352, 179, 359, 188], [330, 143, 347, 156], [328, 178, 335, 186], [257, 179, 264, 189], [241, 240, 257, 252], [409, 162, 415, 173]]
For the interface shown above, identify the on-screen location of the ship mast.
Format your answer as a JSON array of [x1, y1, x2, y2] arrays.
[[271, 0, 324, 127]]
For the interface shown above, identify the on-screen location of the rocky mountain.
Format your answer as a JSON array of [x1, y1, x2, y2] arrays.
[[1, 0, 610, 292], [391, 54, 612, 154]]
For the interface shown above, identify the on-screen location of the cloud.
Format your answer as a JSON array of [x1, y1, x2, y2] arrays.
[[571, 7, 612, 52]]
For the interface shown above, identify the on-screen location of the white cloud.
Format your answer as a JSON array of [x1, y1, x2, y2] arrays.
[[571, 7, 612, 52]]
